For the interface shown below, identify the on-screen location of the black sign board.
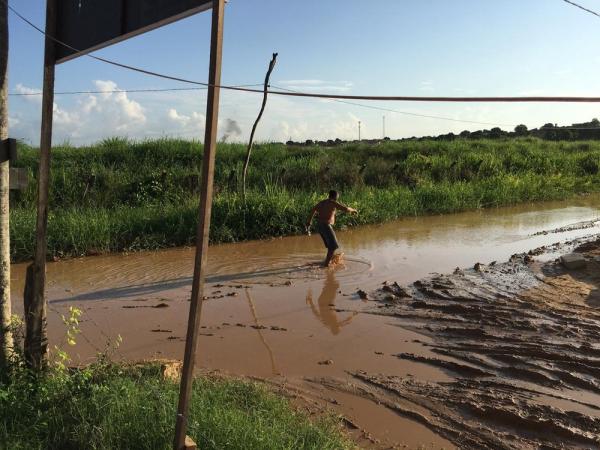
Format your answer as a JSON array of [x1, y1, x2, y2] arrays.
[[55, 0, 213, 63]]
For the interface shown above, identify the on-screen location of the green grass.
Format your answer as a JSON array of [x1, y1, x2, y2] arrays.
[[0, 362, 353, 450], [10, 137, 600, 261]]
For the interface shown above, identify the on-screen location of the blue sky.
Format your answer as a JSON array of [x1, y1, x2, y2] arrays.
[[6, 0, 600, 145]]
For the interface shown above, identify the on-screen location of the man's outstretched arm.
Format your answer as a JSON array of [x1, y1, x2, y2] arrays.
[[333, 201, 357, 214]]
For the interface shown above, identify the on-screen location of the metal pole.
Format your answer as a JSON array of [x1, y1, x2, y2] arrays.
[[0, 0, 13, 369], [173, 0, 224, 448], [358, 121, 361, 141], [382, 115, 385, 139], [23, 0, 56, 370]]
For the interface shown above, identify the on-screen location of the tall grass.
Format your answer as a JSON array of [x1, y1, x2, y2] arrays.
[[0, 362, 352, 450], [10, 137, 600, 261]]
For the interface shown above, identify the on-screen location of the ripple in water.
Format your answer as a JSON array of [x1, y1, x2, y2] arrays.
[[208, 254, 373, 284]]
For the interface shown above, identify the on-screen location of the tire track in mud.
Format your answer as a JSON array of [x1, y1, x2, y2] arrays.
[[337, 237, 600, 448]]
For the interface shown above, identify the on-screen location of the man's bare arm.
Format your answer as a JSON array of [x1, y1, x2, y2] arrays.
[[306, 206, 317, 229], [333, 201, 357, 214]]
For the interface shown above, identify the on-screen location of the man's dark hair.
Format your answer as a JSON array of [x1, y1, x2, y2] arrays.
[[328, 190, 339, 200]]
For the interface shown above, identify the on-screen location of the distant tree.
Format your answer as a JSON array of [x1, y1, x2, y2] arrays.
[[285, 140, 294, 146], [459, 130, 471, 138], [305, 139, 314, 146], [556, 129, 573, 141], [514, 124, 528, 136], [489, 127, 504, 139], [591, 118, 600, 128]]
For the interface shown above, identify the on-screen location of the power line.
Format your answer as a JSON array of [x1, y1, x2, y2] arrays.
[[271, 84, 517, 128], [562, 0, 600, 19], [8, 85, 263, 96], [7, 1, 600, 103]]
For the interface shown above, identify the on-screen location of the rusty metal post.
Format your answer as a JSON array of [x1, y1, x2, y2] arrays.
[[24, 0, 57, 370], [173, 0, 225, 448]]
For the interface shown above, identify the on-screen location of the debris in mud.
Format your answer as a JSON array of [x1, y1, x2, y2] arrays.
[[380, 282, 411, 298], [473, 262, 483, 272], [150, 329, 172, 333], [270, 326, 287, 331], [226, 292, 238, 297], [235, 323, 246, 327], [160, 361, 182, 381], [250, 325, 267, 330], [318, 359, 334, 366], [357, 289, 369, 300], [153, 302, 169, 308]]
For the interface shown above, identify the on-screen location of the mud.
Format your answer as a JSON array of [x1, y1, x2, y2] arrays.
[[354, 237, 600, 448], [10, 197, 600, 448]]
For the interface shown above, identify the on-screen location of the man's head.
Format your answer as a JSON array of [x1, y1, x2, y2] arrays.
[[328, 190, 339, 200]]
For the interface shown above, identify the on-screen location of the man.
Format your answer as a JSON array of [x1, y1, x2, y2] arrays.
[[306, 190, 357, 266]]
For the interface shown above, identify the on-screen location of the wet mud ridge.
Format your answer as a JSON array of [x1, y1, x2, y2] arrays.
[[345, 237, 600, 449]]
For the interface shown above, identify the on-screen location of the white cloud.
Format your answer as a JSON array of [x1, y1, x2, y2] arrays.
[[15, 83, 42, 103], [168, 108, 191, 127]]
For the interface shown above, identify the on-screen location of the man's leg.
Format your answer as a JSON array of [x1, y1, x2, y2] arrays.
[[324, 248, 335, 266]]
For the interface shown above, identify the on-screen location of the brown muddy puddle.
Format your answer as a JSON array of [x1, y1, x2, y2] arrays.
[[10, 196, 600, 449]]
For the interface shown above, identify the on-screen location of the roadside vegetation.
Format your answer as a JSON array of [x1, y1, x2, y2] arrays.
[[0, 312, 352, 450], [10, 137, 600, 261], [0, 362, 351, 450]]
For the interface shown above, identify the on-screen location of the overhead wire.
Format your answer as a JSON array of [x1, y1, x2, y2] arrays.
[[7, 1, 600, 103], [270, 84, 518, 128], [562, 0, 600, 19], [8, 85, 264, 96]]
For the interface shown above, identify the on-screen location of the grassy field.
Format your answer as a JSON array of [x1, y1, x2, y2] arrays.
[[0, 361, 352, 450], [9, 137, 600, 261]]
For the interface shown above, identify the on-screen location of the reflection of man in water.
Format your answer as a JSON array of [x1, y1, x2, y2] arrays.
[[306, 190, 357, 266], [306, 270, 358, 335]]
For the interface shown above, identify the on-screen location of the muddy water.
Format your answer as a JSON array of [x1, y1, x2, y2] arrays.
[[10, 195, 600, 449]]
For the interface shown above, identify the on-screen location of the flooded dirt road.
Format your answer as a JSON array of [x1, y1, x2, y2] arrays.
[[10, 195, 600, 449]]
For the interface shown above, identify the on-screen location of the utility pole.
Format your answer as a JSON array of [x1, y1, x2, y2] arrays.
[[382, 115, 386, 139], [358, 120, 361, 141], [0, 0, 13, 369]]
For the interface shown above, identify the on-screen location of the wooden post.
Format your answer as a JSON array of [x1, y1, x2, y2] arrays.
[[24, 0, 57, 370], [173, 0, 225, 448], [0, 0, 13, 369]]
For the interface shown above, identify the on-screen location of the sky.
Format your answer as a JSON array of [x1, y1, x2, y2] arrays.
[[5, 0, 600, 145]]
